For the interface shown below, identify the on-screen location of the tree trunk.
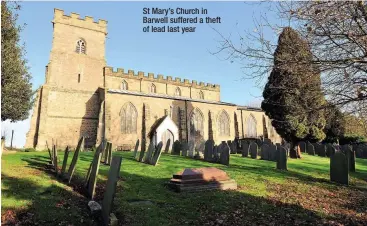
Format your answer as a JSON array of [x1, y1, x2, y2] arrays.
[[289, 141, 301, 159]]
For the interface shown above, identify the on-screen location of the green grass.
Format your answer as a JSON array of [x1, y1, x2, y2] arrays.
[[2, 151, 367, 225]]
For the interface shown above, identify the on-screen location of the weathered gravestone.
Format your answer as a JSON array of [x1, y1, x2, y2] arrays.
[[276, 147, 287, 170], [172, 140, 181, 155], [151, 142, 163, 166], [212, 145, 219, 163], [342, 145, 355, 172], [102, 156, 122, 226], [260, 144, 270, 160], [264, 138, 272, 145], [133, 139, 139, 159], [307, 143, 315, 155], [249, 142, 258, 159], [326, 144, 335, 157], [47, 146, 53, 165], [241, 140, 249, 157], [269, 144, 277, 161], [228, 140, 237, 154], [106, 142, 113, 165], [204, 140, 214, 162], [138, 141, 146, 162], [66, 137, 85, 183], [315, 143, 326, 157], [181, 142, 188, 157], [330, 151, 349, 185], [219, 142, 230, 166], [188, 140, 195, 158], [299, 141, 306, 153], [354, 145, 363, 158], [144, 142, 155, 163], [86, 147, 102, 199], [164, 139, 171, 154], [61, 146, 70, 177], [53, 145, 58, 174]]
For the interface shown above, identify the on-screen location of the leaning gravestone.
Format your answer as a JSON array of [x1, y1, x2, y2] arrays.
[[144, 142, 155, 163], [164, 139, 171, 154], [138, 142, 146, 162], [53, 145, 58, 175], [151, 141, 163, 166], [276, 147, 287, 170], [102, 156, 122, 226], [307, 143, 315, 155], [66, 137, 85, 183], [299, 141, 306, 153], [326, 144, 335, 157], [172, 140, 181, 155], [241, 140, 249, 157], [260, 144, 270, 160], [181, 142, 188, 157], [133, 139, 139, 159], [204, 140, 214, 162], [249, 142, 258, 159], [330, 151, 349, 185], [86, 148, 102, 199], [61, 146, 70, 177], [219, 143, 230, 166]]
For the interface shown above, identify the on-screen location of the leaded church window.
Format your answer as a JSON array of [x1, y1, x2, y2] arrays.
[[120, 102, 138, 134], [218, 110, 230, 136], [150, 83, 156, 93], [121, 80, 128, 90], [189, 108, 204, 137], [75, 39, 86, 54], [246, 114, 257, 138], [199, 91, 204, 99], [175, 87, 181, 96]]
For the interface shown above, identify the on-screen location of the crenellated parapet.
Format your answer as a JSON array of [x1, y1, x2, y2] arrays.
[[104, 66, 220, 91], [53, 8, 107, 34]]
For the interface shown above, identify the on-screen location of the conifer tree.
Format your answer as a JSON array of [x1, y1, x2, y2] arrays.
[[261, 27, 326, 158], [1, 2, 33, 122]]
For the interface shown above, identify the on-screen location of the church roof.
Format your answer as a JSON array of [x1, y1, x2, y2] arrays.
[[108, 89, 237, 106], [148, 115, 168, 137]]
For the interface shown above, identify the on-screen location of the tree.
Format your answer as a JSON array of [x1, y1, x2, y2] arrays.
[[1, 1, 33, 122], [323, 104, 346, 143], [261, 27, 325, 158], [214, 1, 366, 112]]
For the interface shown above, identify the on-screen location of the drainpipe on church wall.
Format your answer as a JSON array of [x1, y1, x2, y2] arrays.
[[140, 78, 142, 92], [241, 110, 244, 138], [185, 100, 189, 143]]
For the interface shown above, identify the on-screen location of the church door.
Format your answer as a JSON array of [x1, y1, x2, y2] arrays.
[[161, 129, 174, 151]]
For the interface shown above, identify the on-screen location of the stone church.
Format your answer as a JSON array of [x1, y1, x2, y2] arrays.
[[25, 9, 282, 150]]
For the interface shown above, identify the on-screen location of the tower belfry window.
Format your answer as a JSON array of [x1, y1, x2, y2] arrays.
[[78, 74, 81, 83], [76, 39, 86, 54]]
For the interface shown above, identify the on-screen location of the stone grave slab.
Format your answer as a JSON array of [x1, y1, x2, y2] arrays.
[[330, 151, 349, 185], [276, 147, 287, 170], [241, 141, 249, 157], [249, 142, 258, 159], [260, 144, 270, 160]]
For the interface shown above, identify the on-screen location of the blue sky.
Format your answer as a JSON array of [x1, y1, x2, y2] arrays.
[[2, 1, 281, 148]]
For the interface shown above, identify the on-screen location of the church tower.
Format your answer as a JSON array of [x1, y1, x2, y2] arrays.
[[26, 9, 108, 149]]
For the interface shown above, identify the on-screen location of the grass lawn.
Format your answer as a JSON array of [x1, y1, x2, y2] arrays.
[[2, 150, 367, 225]]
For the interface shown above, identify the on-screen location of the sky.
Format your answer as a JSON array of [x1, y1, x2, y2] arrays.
[[2, 1, 282, 148]]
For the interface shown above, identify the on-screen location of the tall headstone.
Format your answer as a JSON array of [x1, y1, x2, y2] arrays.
[[316, 144, 326, 157], [181, 142, 188, 157], [144, 142, 155, 164], [342, 145, 355, 172], [61, 146, 70, 177], [133, 139, 139, 159], [66, 137, 85, 183], [102, 156, 122, 226], [307, 143, 315, 155], [269, 144, 277, 161], [228, 140, 237, 154], [86, 150, 102, 199], [204, 140, 214, 162], [260, 144, 270, 160], [172, 140, 181, 155], [276, 147, 287, 170], [213, 145, 219, 162], [53, 145, 58, 174], [151, 142, 163, 166], [299, 141, 306, 153], [164, 139, 171, 154], [107, 142, 113, 165], [249, 142, 258, 159], [241, 140, 249, 157], [219, 142, 230, 166], [330, 151, 349, 185]]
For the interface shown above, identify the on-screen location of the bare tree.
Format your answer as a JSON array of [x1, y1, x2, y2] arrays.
[[213, 1, 367, 111]]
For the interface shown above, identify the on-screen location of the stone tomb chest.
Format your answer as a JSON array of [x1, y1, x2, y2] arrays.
[[168, 167, 237, 192]]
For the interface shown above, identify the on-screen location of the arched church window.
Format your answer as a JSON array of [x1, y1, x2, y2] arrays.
[[199, 91, 204, 99], [150, 83, 156, 93], [218, 110, 230, 136], [175, 87, 181, 96], [246, 114, 257, 138], [120, 102, 138, 134], [75, 39, 86, 54], [189, 108, 204, 138], [121, 80, 128, 90]]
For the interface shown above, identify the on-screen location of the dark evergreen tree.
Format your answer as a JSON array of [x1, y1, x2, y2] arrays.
[[1, 2, 33, 122], [323, 104, 346, 143], [261, 27, 326, 158]]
